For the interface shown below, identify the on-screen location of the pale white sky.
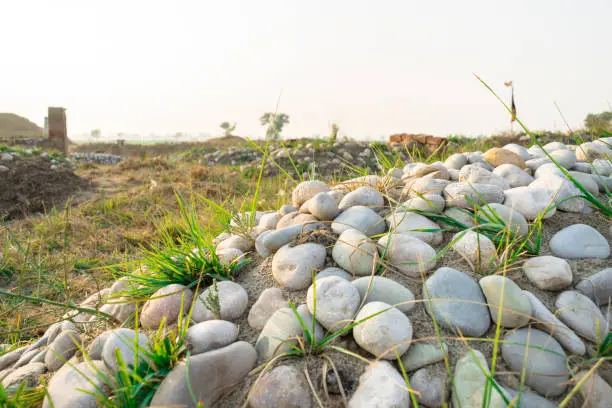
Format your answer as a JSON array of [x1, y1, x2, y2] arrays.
[[1, 0, 611, 140]]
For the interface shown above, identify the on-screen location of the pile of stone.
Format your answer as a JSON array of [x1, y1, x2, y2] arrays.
[[71, 152, 122, 165], [187, 140, 416, 177], [2, 137, 611, 407]]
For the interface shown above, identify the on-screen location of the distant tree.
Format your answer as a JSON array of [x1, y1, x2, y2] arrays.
[[260, 113, 290, 141], [329, 122, 339, 143], [220, 122, 237, 137], [584, 111, 612, 133], [90, 129, 101, 140], [174, 132, 184, 142]]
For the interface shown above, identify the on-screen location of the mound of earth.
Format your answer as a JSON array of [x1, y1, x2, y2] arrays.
[[204, 135, 247, 146], [0, 156, 88, 220], [0, 113, 42, 139]]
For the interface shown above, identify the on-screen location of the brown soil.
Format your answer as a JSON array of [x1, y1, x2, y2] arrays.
[[0, 157, 89, 220], [216, 211, 611, 408]]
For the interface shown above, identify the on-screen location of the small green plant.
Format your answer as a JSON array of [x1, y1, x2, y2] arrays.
[[117, 194, 249, 300], [202, 279, 221, 319], [0, 382, 45, 408]]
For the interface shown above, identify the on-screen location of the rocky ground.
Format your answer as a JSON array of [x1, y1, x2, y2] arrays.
[[1, 137, 612, 407]]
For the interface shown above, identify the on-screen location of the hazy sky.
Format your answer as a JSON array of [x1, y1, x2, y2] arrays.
[[2, 0, 611, 140]]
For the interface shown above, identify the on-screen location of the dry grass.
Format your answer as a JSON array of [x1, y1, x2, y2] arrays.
[[0, 158, 285, 343]]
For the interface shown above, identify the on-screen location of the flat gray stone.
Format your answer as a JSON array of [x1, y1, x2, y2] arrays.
[[400, 341, 448, 372], [140, 284, 193, 329], [503, 387, 558, 408], [479, 275, 532, 328], [248, 288, 287, 330], [452, 351, 507, 408], [43, 361, 109, 408], [353, 302, 412, 360], [522, 256, 573, 291], [555, 290, 607, 343], [377, 233, 437, 277], [523, 290, 585, 355], [576, 267, 612, 305], [502, 327, 569, 397], [549, 224, 610, 259], [185, 320, 238, 355], [272, 243, 326, 290], [150, 341, 257, 407], [255, 306, 323, 361], [352, 276, 415, 313], [385, 211, 443, 245], [101, 328, 150, 372], [331, 205, 385, 236], [338, 186, 384, 210], [307, 276, 360, 331], [332, 229, 378, 276], [44, 330, 81, 371], [192, 281, 249, 321], [348, 361, 410, 408], [1, 362, 46, 389], [248, 365, 312, 408], [424, 267, 491, 337], [410, 366, 449, 408]]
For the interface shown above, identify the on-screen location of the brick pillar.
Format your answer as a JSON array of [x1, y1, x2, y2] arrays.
[[48, 107, 67, 153]]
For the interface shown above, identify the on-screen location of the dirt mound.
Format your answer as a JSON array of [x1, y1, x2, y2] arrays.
[[203, 135, 247, 146], [0, 113, 42, 139], [0, 157, 89, 220]]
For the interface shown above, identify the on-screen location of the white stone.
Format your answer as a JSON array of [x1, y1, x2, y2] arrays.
[[476, 203, 529, 237], [503, 186, 556, 220], [332, 229, 379, 276], [556, 291, 607, 343], [248, 288, 287, 330], [522, 256, 572, 291], [493, 163, 534, 187], [307, 276, 360, 331], [185, 320, 239, 355], [479, 275, 532, 328], [377, 233, 437, 277], [444, 182, 504, 209], [353, 302, 412, 359], [192, 281, 249, 322], [352, 276, 416, 313], [308, 192, 340, 220], [338, 186, 384, 210], [348, 361, 411, 408], [452, 231, 498, 273], [385, 211, 443, 245], [523, 290, 585, 355], [271, 243, 326, 290], [331, 205, 385, 236], [292, 180, 330, 207]]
